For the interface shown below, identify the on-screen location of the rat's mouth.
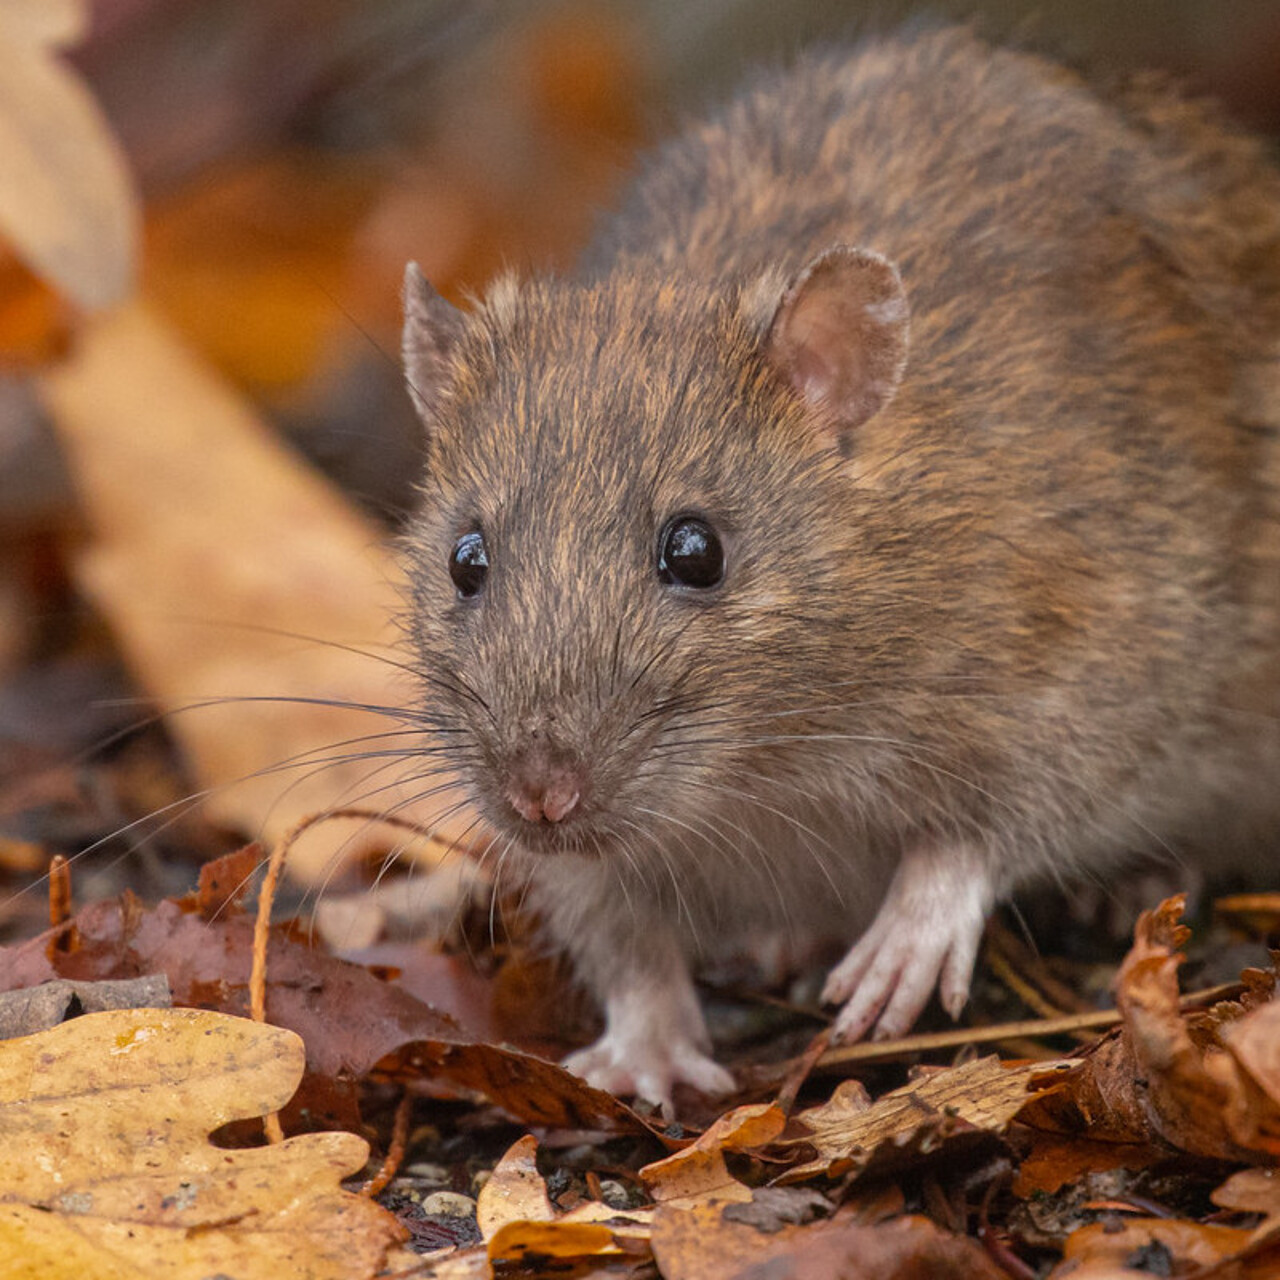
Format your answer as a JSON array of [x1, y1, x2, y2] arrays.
[[489, 745, 597, 851], [507, 809, 598, 856]]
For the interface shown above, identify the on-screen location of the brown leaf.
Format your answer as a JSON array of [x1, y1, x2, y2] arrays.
[[780, 1057, 1064, 1182], [195, 841, 263, 918], [1214, 1166, 1280, 1247], [1218, 1000, 1280, 1153], [390, 1038, 651, 1134], [1010, 1133, 1166, 1199], [640, 1103, 788, 1208], [0, 1007, 406, 1279], [0, 887, 650, 1135], [476, 1134, 556, 1236], [1048, 896, 1280, 1161], [1050, 1218, 1258, 1279], [650, 1201, 1007, 1280]]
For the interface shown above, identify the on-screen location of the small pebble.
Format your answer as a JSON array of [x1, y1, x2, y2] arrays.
[[421, 1191, 478, 1219], [598, 1179, 632, 1210]]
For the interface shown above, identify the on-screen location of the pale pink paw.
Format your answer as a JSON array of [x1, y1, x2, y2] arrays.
[[564, 1033, 735, 1114], [823, 843, 993, 1042], [562, 968, 735, 1113]]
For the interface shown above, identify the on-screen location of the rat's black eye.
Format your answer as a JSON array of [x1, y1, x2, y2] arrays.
[[657, 515, 724, 590], [449, 530, 489, 598]]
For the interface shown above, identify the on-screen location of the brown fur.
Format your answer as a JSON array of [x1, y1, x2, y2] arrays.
[[401, 26, 1280, 1091]]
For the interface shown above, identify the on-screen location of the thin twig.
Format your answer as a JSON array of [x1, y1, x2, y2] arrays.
[[360, 1091, 414, 1197], [251, 807, 450, 1143], [814, 979, 1244, 1071]]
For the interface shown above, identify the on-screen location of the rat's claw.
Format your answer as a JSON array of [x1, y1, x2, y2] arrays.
[[825, 842, 994, 1043]]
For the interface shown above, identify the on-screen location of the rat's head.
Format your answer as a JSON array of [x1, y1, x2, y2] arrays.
[[400, 249, 909, 867]]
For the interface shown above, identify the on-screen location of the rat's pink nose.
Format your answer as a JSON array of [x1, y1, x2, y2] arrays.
[[507, 755, 582, 824]]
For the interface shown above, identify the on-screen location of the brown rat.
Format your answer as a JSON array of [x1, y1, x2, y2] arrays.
[[399, 25, 1280, 1107]]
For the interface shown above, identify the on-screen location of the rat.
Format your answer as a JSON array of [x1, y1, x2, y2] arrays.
[[397, 25, 1280, 1109]]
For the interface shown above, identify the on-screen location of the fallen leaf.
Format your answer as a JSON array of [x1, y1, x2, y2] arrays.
[[476, 1134, 555, 1236], [0, 0, 137, 309], [640, 1103, 788, 1207], [780, 1057, 1063, 1182], [36, 300, 476, 881], [650, 1201, 1007, 1280], [1050, 1218, 1257, 1279], [1218, 999, 1280, 1153], [1037, 897, 1280, 1162], [478, 1136, 654, 1272], [1010, 1133, 1166, 1198], [144, 155, 380, 390], [0, 885, 650, 1135], [1214, 1166, 1280, 1246], [0, 1007, 406, 1279]]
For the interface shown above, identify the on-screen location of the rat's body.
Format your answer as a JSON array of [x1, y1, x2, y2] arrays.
[[401, 27, 1280, 1105]]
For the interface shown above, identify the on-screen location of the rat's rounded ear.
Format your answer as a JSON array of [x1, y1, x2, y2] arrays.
[[402, 262, 467, 426], [763, 246, 909, 440]]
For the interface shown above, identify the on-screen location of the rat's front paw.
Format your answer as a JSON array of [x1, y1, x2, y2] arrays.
[[823, 842, 994, 1042], [561, 971, 736, 1114], [564, 1031, 735, 1114]]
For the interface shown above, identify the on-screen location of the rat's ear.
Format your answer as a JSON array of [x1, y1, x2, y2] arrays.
[[402, 262, 466, 424], [763, 246, 909, 438]]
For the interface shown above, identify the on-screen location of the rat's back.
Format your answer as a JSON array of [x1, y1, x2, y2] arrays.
[[589, 25, 1280, 715]]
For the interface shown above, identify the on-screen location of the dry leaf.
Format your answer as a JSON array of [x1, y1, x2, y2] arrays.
[[1011, 1134, 1166, 1199], [0, 1007, 405, 1279], [478, 1136, 654, 1271], [1218, 1000, 1280, 1153], [781, 1056, 1062, 1181], [476, 1134, 556, 1237], [650, 1202, 1007, 1280], [640, 1103, 788, 1208], [0, 0, 137, 309], [1051, 1218, 1258, 1279], [0, 880, 651, 1136], [1214, 1166, 1280, 1246], [1056, 896, 1280, 1161], [37, 300, 476, 881]]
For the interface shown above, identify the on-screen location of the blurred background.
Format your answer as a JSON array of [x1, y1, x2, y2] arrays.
[[1, 0, 1279, 931]]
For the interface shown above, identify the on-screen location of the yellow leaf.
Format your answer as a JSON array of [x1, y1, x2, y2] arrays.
[[477, 1135, 555, 1238], [478, 1136, 655, 1268], [0, 1007, 405, 1279]]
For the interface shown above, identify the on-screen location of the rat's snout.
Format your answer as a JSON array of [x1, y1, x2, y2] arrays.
[[505, 746, 585, 825]]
